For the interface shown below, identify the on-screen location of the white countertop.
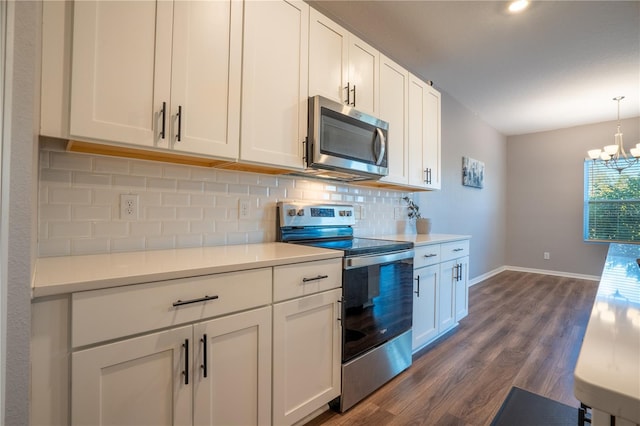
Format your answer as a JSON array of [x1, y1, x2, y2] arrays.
[[574, 243, 640, 424], [376, 233, 471, 246], [32, 243, 342, 298]]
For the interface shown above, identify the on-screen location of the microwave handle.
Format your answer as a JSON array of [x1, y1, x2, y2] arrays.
[[375, 128, 386, 166]]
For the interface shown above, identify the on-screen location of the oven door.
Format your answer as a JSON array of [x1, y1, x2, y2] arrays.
[[342, 250, 414, 362]]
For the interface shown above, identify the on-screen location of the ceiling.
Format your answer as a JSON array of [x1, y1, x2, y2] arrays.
[[307, 0, 640, 136]]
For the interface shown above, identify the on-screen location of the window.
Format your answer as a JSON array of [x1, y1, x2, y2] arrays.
[[584, 160, 640, 243]]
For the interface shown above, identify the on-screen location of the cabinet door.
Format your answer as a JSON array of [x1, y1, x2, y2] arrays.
[[408, 74, 428, 187], [379, 54, 409, 185], [424, 85, 442, 189], [72, 326, 192, 425], [70, 1, 172, 147], [309, 9, 349, 104], [241, 0, 308, 170], [193, 307, 271, 426], [412, 264, 439, 351], [273, 288, 342, 425], [439, 259, 457, 332], [455, 256, 469, 321], [170, 0, 242, 158], [348, 35, 379, 116]]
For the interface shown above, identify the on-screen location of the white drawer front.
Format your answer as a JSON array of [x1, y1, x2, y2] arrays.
[[440, 240, 470, 262], [273, 259, 342, 302], [72, 268, 272, 347], [414, 244, 441, 268]]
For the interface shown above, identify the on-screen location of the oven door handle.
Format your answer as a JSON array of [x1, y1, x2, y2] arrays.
[[344, 249, 414, 269]]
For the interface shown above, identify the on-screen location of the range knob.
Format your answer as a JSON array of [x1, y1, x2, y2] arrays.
[[296, 209, 305, 216], [287, 209, 297, 216]]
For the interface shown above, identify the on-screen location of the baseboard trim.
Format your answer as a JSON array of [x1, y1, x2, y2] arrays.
[[469, 266, 507, 286], [470, 266, 600, 285]]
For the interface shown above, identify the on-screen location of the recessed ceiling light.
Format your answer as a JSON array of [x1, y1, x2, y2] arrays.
[[508, 0, 530, 13]]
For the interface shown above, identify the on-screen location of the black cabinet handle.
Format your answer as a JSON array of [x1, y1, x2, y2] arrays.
[[344, 82, 350, 105], [175, 105, 182, 142], [302, 274, 329, 283], [172, 295, 219, 307], [414, 275, 420, 297], [453, 248, 464, 252], [351, 85, 356, 106], [424, 253, 437, 258], [201, 334, 208, 378], [182, 339, 189, 385], [160, 101, 166, 139]]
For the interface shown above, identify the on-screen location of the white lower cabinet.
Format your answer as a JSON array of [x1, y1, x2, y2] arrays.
[[72, 325, 193, 425], [272, 288, 342, 426], [454, 256, 469, 321], [411, 239, 470, 353], [69, 268, 273, 426], [412, 264, 439, 350], [438, 259, 457, 332], [61, 258, 343, 426], [72, 306, 272, 426], [193, 307, 272, 426]]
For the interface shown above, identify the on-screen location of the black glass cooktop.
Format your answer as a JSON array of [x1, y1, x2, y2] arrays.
[[296, 237, 413, 257]]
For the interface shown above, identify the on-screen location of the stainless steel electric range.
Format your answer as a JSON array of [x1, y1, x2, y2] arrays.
[[276, 201, 414, 412]]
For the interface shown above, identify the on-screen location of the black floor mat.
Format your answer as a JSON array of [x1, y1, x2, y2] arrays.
[[491, 387, 578, 426]]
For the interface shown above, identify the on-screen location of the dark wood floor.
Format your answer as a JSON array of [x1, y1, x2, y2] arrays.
[[306, 270, 599, 426]]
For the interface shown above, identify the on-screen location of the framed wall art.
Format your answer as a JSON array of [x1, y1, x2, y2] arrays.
[[462, 156, 484, 188]]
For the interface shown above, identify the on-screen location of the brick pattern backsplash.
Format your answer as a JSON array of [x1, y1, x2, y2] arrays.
[[38, 142, 412, 257]]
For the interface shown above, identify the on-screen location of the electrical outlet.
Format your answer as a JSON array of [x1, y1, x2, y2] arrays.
[[239, 199, 251, 219], [120, 194, 139, 220], [544, 252, 550, 260]]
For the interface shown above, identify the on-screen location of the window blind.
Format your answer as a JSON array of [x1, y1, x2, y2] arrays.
[[584, 160, 640, 243]]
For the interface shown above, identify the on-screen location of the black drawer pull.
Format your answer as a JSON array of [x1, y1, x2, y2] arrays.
[[424, 253, 438, 258], [302, 274, 329, 283], [453, 248, 464, 252], [172, 295, 219, 307]]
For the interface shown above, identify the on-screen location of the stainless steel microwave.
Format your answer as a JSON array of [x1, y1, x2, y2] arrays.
[[304, 95, 389, 181]]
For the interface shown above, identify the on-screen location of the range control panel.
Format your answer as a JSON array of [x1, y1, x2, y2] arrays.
[[278, 202, 356, 227]]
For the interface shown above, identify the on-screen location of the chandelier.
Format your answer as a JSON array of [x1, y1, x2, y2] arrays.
[[587, 96, 640, 173]]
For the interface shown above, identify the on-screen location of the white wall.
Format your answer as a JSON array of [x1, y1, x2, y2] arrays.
[[2, 1, 39, 425], [506, 116, 640, 277], [418, 91, 508, 280]]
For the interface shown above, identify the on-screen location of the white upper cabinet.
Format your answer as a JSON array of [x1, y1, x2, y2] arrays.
[[240, 0, 309, 170], [379, 54, 409, 185], [347, 35, 380, 116], [309, 10, 379, 116], [309, 8, 349, 104], [169, 0, 242, 158], [68, 0, 241, 158], [424, 84, 442, 189], [407, 74, 442, 189], [70, 1, 168, 147]]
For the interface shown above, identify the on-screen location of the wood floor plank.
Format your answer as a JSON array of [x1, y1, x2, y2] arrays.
[[304, 271, 598, 426]]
